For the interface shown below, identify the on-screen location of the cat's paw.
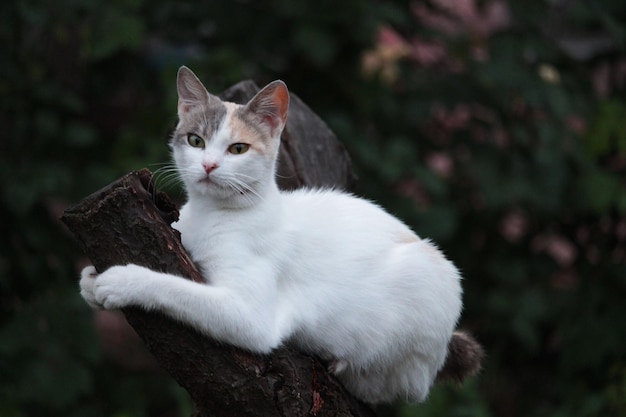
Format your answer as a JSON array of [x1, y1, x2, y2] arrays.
[[93, 264, 148, 310], [80, 265, 103, 309]]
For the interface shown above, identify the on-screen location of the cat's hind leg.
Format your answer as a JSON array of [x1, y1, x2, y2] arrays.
[[335, 356, 434, 404], [335, 366, 395, 404]]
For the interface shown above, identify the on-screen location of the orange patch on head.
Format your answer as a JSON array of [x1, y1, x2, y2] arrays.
[[226, 103, 273, 154]]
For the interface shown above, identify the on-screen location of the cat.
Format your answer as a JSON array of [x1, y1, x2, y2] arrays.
[[79, 66, 481, 404]]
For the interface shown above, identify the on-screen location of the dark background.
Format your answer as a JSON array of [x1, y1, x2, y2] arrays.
[[1, 1, 625, 416]]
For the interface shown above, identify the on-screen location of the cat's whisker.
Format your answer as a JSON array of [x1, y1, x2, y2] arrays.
[[223, 179, 253, 204], [148, 162, 173, 168], [233, 176, 264, 201], [274, 171, 296, 180], [153, 166, 183, 185], [150, 165, 170, 189], [222, 175, 264, 205], [149, 166, 185, 204], [230, 172, 257, 180], [157, 176, 181, 192], [153, 166, 191, 195]]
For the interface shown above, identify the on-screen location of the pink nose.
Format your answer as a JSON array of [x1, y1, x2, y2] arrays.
[[203, 162, 218, 174]]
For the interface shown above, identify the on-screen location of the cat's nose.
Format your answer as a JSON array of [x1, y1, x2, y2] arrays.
[[202, 162, 219, 174]]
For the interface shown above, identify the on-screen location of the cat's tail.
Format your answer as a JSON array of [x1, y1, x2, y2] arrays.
[[436, 330, 484, 384]]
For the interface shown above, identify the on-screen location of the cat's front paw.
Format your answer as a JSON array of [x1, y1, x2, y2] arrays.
[[80, 265, 103, 309], [93, 264, 148, 310]]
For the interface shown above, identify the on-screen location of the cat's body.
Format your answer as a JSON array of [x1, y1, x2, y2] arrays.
[[80, 67, 476, 404], [174, 186, 461, 401]]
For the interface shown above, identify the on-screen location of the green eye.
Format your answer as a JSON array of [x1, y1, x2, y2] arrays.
[[228, 143, 250, 155], [187, 133, 205, 148]]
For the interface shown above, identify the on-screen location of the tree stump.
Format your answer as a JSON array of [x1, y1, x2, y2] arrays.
[[61, 82, 372, 417]]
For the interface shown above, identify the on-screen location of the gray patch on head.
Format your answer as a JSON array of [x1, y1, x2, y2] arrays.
[[171, 99, 228, 145], [202, 99, 228, 138]]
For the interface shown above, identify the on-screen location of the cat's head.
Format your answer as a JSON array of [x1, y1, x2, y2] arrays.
[[170, 66, 289, 207]]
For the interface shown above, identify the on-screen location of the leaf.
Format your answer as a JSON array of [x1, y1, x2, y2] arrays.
[[578, 168, 621, 213], [586, 99, 626, 157]]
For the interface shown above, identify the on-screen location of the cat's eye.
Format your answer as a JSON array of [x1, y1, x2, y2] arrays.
[[187, 133, 205, 149], [228, 143, 250, 155]]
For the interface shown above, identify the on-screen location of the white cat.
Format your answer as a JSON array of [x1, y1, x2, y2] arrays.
[[80, 66, 472, 404]]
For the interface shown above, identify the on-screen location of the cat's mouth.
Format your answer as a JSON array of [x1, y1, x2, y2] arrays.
[[198, 173, 217, 184], [198, 175, 225, 190], [196, 175, 216, 189], [196, 174, 251, 199]]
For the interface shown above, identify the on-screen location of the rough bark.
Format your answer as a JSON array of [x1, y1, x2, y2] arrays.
[[61, 82, 373, 417]]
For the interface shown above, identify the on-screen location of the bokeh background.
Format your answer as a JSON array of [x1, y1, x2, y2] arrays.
[[1, 1, 625, 416]]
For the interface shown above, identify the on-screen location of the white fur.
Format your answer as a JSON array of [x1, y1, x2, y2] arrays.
[[79, 73, 463, 404]]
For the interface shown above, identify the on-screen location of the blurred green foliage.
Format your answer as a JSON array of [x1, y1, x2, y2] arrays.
[[1, 0, 625, 416]]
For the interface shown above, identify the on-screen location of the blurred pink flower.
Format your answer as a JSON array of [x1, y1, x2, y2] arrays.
[[532, 234, 578, 266], [592, 58, 626, 99], [410, 37, 447, 66], [412, 0, 511, 38], [378, 26, 409, 48], [395, 178, 431, 208], [565, 115, 587, 135], [363, 0, 513, 82], [362, 26, 410, 82], [500, 210, 528, 244], [426, 152, 454, 178], [492, 128, 510, 148], [431, 103, 472, 131]]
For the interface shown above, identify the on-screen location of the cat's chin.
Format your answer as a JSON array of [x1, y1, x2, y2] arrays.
[[191, 180, 228, 197], [188, 181, 258, 208]]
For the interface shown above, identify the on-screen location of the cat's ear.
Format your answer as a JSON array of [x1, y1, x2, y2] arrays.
[[244, 80, 289, 138], [177, 66, 213, 115]]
